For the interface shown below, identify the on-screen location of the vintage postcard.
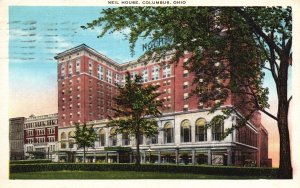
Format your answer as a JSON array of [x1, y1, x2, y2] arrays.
[[1, 0, 300, 188]]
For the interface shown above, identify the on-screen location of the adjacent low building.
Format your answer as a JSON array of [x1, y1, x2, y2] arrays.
[[23, 114, 58, 161], [9, 117, 25, 160]]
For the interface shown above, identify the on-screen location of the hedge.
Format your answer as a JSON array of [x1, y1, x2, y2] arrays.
[[10, 159, 52, 164], [10, 163, 278, 178]]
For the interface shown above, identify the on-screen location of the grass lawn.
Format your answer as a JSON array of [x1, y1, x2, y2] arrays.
[[10, 171, 273, 179]]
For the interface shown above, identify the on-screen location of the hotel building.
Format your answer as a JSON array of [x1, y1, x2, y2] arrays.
[[53, 44, 270, 166]]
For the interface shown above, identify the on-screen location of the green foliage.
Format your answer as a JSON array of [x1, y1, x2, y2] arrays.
[[72, 124, 97, 149], [107, 72, 162, 167], [72, 123, 97, 163], [10, 159, 52, 164], [10, 163, 278, 178]]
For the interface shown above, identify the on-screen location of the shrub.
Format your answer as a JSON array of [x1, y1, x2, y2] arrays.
[[10, 163, 278, 178]]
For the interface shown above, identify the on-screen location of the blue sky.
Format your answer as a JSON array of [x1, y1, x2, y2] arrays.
[[9, 6, 149, 117]]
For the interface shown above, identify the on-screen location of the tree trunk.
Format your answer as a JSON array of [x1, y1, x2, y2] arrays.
[[135, 133, 141, 171], [277, 94, 292, 178], [83, 146, 86, 163], [276, 56, 292, 179]]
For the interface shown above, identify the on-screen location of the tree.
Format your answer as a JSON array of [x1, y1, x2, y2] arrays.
[[107, 72, 162, 169], [82, 7, 292, 178], [72, 123, 97, 163]]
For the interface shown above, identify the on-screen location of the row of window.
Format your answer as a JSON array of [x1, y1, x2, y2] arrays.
[[24, 120, 58, 129], [26, 145, 56, 152], [26, 136, 56, 144], [26, 128, 56, 137], [59, 118, 226, 150], [61, 58, 81, 78]]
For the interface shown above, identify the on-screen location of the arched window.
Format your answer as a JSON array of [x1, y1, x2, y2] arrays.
[[212, 123, 224, 141], [122, 131, 130, 146], [99, 129, 106, 147], [61, 132, 67, 149], [181, 120, 191, 142], [195, 118, 207, 142], [68, 131, 75, 148], [110, 128, 117, 146], [61, 132, 67, 140], [164, 122, 173, 143]]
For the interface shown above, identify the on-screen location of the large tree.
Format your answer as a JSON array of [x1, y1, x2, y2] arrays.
[[72, 123, 97, 163], [107, 72, 162, 169], [82, 7, 292, 178]]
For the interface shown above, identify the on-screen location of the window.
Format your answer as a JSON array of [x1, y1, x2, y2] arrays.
[[49, 145, 56, 152], [181, 120, 191, 142], [151, 135, 158, 144], [130, 71, 138, 80], [166, 88, 170, 94], [88, 60, 93, 75], [98, 65, 104, 80], [195, 118, 207, 141], [122, 132, 130, 146], [183, 81, 189, 89], [27, 138, 33, 144], [28, 130, 33, 136], [164, 122, 173, 143], [183, 93, 189, 100], [68, 132, 75, 148], [37, 137, 45, 143], [183, 104, 189, 112], [212, 123, 224, 141], [68, 61, 73, 76], [48, 136, 55, 142], [27, 146, 33, 151], [163, 64, 171, 78], [61, 64, 65, 78], [198, 102, 204, 109], [110, 128, 117, 146], [183, 70, 189, 77], [151, 65, 160, 80], [37, 129, 45, 136], [48, 128, 55, 134], [76, 58, 80, 73], [142, 68, 148, 82], [115, 73, 121, 85], [106, 69, 112, 83], [99, 129, 106, 147], [61, 132, 67, 140]]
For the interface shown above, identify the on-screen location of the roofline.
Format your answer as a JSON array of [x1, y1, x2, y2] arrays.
[[54, 44, 177, 69], [54, 44, 121, 68]]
